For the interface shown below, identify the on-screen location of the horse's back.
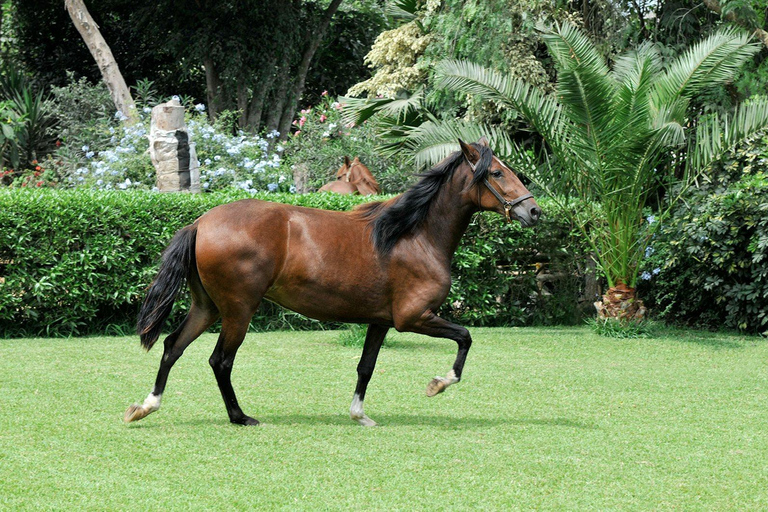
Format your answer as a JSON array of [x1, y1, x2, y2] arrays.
[[193, 199, 391, 322]]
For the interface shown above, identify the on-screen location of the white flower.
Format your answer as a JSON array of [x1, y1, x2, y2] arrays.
[[195, 103, 206, 112]]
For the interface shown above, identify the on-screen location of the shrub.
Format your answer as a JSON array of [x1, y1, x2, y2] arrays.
[[639, 133, 768, 334], [0, 189, 590, 337], [282, 93, 413, 193]]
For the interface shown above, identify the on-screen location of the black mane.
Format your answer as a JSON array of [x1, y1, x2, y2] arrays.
[[362, 144, 493, 255]]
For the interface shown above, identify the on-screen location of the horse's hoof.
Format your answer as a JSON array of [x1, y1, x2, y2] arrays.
[[232, 416, 260, 426], [426, 377, 449, 397], [123, 403, 149, 423], [352, 414, 377, 427]]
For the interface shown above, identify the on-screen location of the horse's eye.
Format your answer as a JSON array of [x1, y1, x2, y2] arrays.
[[490, 170, 503, 178]]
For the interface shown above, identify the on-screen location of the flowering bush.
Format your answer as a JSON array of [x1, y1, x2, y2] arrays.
[[58, 99, 290, 193], [188, 109, 290, 193], [283, 92, 412, 193]]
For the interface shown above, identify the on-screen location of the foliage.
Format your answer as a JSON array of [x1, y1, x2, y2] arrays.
[[282, 93, 412, 192], [48, 73, 117, 154], [430, 23, 768, 295], [0, 66, 58, 172], [639, 133, 768, 334], [0, 99, 21, 171], [0, 189, 589, 337], [586, 317, 656, 338], [189, 111, 289, 193], [336, 323, 397, 348], [445, 202, 594, 327], [48, 96, 290, 193], [347, 20, 433, 98]]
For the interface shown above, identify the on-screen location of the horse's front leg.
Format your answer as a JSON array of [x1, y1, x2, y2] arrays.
[[397, 310, 472, 397], [350, 324, 390, 426]]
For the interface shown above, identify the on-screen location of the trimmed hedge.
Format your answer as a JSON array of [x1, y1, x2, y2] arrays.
[[0, 189, 591, 337]]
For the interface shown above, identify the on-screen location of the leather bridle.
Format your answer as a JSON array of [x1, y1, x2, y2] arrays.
[[467, 157, 533, 223]]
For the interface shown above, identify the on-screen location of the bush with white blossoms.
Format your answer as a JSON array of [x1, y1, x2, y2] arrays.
[[188, 110, 291, 193], [63, 101, 291, 193]]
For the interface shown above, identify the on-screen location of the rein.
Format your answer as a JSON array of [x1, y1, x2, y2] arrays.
[[467, 157, 533, 223]]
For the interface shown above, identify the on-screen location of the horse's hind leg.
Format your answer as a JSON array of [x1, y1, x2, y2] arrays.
[[124, 302, 219, 423], [209, 313, 259, 425], [350, 324, 389, 426]]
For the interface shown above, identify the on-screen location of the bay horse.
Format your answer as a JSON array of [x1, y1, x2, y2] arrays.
[[318, 156, 381, 195], [124, 138, 540, 427]]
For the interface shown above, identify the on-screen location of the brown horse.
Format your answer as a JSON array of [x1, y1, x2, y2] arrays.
[[318, 156, 381, 195], [124, 138, 540, 427]]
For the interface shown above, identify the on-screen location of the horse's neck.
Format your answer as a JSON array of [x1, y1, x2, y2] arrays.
[[419, 176, 477, 262]]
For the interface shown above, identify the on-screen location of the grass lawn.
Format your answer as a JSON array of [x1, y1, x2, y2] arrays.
[[1, 326, 767, 510]]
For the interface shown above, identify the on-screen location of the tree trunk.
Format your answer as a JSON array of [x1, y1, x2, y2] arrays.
[[245, 56, 278, 131], [265, 57, 292, 134], [65, 0, 138, 125], [276, 0, 343, 141], [594, 283, 647, 322], [203, 54, 224, 121]]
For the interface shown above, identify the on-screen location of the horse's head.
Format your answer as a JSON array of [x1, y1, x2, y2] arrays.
[[347, 157, 380, 195], [459, 137, 540, 227], [330, 156, 380, 196]]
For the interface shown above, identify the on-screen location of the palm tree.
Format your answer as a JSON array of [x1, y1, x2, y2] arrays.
[[425, 22, 768, 322]]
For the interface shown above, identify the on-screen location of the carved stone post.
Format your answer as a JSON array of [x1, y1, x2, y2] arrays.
[[149, 99, 200, 192]]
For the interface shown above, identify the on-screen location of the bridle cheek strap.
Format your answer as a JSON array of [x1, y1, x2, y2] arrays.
[[483, 179, 533, 223], [466, 155, 532, 223]]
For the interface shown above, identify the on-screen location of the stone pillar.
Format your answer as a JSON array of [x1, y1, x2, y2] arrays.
[[149, 99, 200, 192]]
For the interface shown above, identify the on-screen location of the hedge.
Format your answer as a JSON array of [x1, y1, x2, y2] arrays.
[[0, 189, 591, 337]]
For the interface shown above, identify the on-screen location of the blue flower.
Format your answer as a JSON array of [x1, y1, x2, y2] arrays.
[[85, 151, 95, 159], [267, 183, 278, 192], [645, 246, 654, 258], [653, 267, 660, 275], [82, 145, 90, 152], [195, 103, 206, 112], [647, 215, 656, 224], [640, 271, 652, 281]]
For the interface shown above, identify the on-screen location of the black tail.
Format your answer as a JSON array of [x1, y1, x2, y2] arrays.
[[137, 224, 197, 351]]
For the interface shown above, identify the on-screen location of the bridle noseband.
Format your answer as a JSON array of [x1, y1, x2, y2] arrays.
[[467, 157, 533, 223]]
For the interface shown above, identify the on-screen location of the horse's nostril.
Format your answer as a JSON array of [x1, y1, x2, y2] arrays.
[[530, 207, 540, 219]]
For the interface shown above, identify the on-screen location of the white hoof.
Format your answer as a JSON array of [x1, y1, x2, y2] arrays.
[[352, 414, 378, 427]]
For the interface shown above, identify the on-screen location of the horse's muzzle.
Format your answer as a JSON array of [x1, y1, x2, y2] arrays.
[[513, 198, 541, 227]]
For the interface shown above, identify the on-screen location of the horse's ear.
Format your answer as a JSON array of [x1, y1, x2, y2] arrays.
[[458, 138, 480, 166], [477, 136, 489, 147], [344, 156, 351, 167]]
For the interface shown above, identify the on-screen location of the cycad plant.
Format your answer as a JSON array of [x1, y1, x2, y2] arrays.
[[430, 22, 768, 321]]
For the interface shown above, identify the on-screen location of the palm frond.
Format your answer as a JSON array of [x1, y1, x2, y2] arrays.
[[652, 27, 760, 106], [386, 0, 418, 20], [435, 59, 575, 164], [688, 96, 768, 176], [404, 119, 518, 171]]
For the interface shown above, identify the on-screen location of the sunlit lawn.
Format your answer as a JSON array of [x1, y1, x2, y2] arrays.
[[1, 327, 767, 509]]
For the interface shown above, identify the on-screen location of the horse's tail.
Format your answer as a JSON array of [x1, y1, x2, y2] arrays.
[[137, 224, 197, 351]]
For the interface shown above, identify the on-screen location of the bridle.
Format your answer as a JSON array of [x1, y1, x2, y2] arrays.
[[467, 157, 533, 223]]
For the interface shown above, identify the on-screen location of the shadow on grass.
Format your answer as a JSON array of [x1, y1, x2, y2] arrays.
[[262, 413, 598, 430], [123, 414, 598, 430]]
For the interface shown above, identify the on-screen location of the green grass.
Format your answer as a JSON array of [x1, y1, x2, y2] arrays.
[[1, 327, 767, 510]]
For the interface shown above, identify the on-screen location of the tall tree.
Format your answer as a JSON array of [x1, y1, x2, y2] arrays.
[[64, 0, 137, 124]]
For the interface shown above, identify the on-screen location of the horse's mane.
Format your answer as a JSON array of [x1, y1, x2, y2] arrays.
[[356, 144, 492, 255]]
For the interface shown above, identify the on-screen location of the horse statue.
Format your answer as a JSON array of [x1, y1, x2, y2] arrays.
[[124, 137, 540, 427], [318, 156, 381, 195]]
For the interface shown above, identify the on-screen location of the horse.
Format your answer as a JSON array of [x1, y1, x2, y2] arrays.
[[318, 156, 381, 195], [124, 137, 540, 427]]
